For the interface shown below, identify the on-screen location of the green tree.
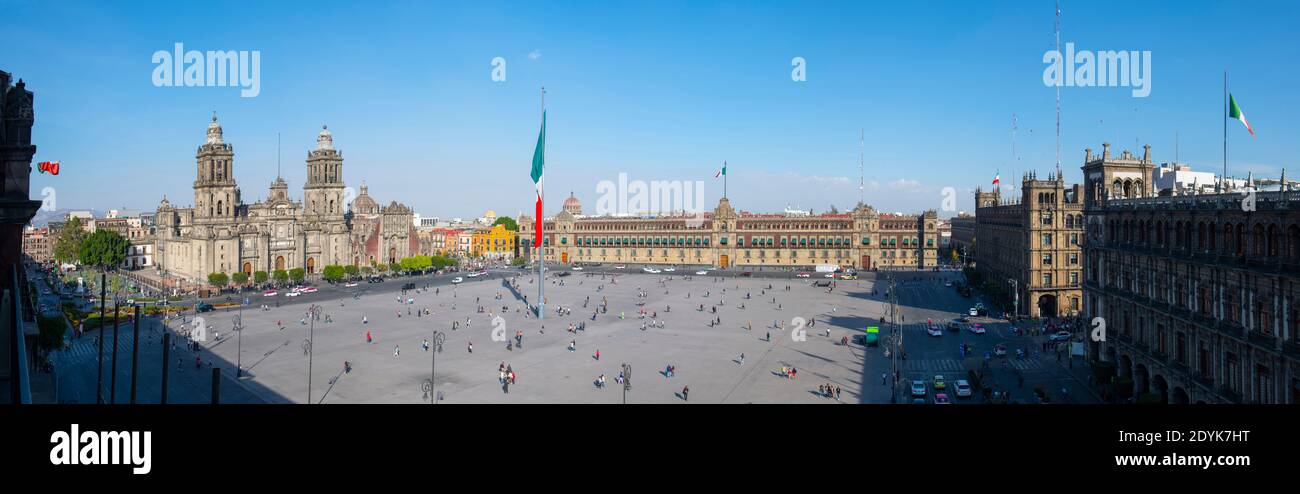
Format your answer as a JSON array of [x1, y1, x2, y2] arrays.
[[322, 265, 345, 282], [53, 216, 89, 265], [37, 315, 66, 351], [79, 229, 130, 270], [389, 262, 401, 274], [511, 256, 526, 266], [344, 264, 360, 277], [273, 269, 289, 285], [289, 267, 305, 283], [254, 270, 269, 284], [232, 272, 250, 285], [208, 272, 229, 287], [492, 216, 520, 231], [374, 263, 387, 273], [361, 266, 374, 276]]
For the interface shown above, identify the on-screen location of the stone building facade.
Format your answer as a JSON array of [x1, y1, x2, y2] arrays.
[[1082, 142, 1300, 404], [519, 196, 938, 270], [972, 171, 1085, 317], [154, 116, 411, 281]]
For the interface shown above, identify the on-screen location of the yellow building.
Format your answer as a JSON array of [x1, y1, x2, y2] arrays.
[[471, 224, 517, 259]]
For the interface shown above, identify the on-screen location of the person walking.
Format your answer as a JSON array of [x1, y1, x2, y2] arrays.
[[394, 345, 400, 357], [468, 341, 473, 353], [681, 385, 690, 402], [738, 353, 745, 365]]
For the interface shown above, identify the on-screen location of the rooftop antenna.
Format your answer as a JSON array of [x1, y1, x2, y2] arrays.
[[1175, 131, 1180, 164], [1054, 0, 1062, 179], [1012, 113, 1019, 195], [276, 131, 282, 179]]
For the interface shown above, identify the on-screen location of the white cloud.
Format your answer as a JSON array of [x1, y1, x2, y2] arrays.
[[888, 179, 922, 191], [528, 49, 542, 60]]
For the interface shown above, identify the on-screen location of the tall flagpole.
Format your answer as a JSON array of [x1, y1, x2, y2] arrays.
[[539, 86, 545, 323], [1223, 71, 1228, 192]]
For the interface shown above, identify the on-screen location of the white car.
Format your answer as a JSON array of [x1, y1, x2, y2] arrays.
[[663, 267, 675, 272], [451, 277, 464, 284], [263, 290, 278, 297], [285, 291, 300, 297], [303, 287, 318, 293], [954, 379, 973, 397], [614, 265, 626, 269], [644, 268, 661, 274], [1049, 331, 1073, 342], [572, 266, 584, 271], [824, 273, 835, 278], [344, 282, 358, 287], [910, 380, 927, 397], [927, 325, 942, 337], [796, 273, 811, 278], [695, 270, 708, 275], [968, 308, 979, 316], [968, 324, 985, 334]]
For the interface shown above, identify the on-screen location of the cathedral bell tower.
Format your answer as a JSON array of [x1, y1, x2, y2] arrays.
[[194, 112, 239, 221], [304, 125, 345, 219]]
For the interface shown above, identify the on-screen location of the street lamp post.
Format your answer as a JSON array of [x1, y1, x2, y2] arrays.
[[887, 274, 900, 403], [1008, 278, 1019, 319], [306, 304, 321, 404], [430, 330, 445, 404], [234, 304, 244, 378], [622, 363, 632, 404]]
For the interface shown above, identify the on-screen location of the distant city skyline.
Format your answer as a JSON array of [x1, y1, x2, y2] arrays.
[[8, 0, 1298, 220]]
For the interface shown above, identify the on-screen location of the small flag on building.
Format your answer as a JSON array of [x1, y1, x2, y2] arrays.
[[992, 170, 1001, 185], [530, 110, 546, 248], [715, 162, 727, 178]]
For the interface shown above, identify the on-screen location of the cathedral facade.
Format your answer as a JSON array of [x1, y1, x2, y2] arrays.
[[153, 115, 413, 282]]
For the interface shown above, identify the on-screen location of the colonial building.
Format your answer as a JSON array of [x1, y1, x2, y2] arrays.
[[949, 212, 976, 264], [154, 115, 412, 282], [972, 171, 1085, 317], [519, 196, 938, 270], [1082, 142, 1300, 404], [21, 226, 52, 263], [346, 184, 417, 267], [471, 224, 517, 259]]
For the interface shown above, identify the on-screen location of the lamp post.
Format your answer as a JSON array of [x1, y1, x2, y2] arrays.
[[429, 330, 445, 404], [622, 362, 632, 404], [234, 306, 244, 378], [887, 274, 900, 403], [306, 303, 321, 404], [1008, 278, 1019, 319]]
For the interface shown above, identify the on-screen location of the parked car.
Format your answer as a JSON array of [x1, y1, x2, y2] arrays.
[[954, 380, 973, 397], [1049, 331, 1073, 342], [452, 277, 464, 284], [196, 303, 214, 313], [933, 393, 951, 404], [695, 270, 708, 275], [968, 323, 985, 335], [263, 290, 278, 297], [796, 272, 811, 278], [910, 380, 927, 397]]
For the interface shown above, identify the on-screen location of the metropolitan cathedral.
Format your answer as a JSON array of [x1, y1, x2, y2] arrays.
[[154, 114, 415, 282]]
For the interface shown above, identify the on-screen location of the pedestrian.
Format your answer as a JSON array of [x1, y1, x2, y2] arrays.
[[682, 385, 690, 402], [394, 345, 400, 357], [594, 349, 600, 361], [738, 353, 745, 365], [468, 341, 473, 353], [834, 386, 841, 401], [882, 372, 887, 386]]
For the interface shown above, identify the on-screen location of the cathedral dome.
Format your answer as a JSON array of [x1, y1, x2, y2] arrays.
[[352, 184, 379, 215], [562, 191, 582, 215]]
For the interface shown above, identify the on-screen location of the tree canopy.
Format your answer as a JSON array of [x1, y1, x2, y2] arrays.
[[79, 229, 129, 270], [53, 217, 88, 264], [493, 216, 520, 231]]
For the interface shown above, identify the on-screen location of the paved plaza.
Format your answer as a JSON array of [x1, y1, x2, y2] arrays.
[[50, 267, 1098, 404]]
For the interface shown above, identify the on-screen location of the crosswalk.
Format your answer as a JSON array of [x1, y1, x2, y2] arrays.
[[56, 328, 167, 365], [902, 357, 1043, 372]]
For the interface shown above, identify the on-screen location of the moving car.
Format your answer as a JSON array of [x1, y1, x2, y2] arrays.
[[946, 320, 962, 332], [944, 281, 953, 287], [663, 267, 675, 272], [451, 277, 464, 284], [933, 393, 951, 404], [927, 324, 942, 337], [263, 290, 278, 297], [823, 273, 835, 278], [796, 272, 811, 278], [933, 375, 946, 390], [994, 344, 1007, 357], [1049, 331, 1073, 342], [968, 323, 985, 334], [968, 307, 979, 316], [614, 265, 626, 269], [302, 287, 318, 293], [196, 303, 214, 313], [344, 282, 358, 287], [910, 380, 927, 397], [285, 291, 300, 297], [695, 270, 708, 275], [572, 266, 584, 271], [954, 380, 972, 397]]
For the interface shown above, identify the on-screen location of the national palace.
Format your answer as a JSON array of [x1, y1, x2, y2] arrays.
[[519, 196, 939, 270]]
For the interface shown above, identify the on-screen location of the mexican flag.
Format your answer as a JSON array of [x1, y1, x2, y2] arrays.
[[1228, 94, 1255, 137], [992, 170, 1001, 185], [530, 110, 546, 248], [715, 161, 727, 178]]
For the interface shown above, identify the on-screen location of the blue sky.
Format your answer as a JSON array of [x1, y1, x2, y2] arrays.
[[4, 0, 1298, 219]]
